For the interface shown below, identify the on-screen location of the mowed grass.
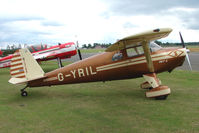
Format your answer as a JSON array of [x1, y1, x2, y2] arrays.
[[80, 48, 105, 53], [0, 61, 199, 133]]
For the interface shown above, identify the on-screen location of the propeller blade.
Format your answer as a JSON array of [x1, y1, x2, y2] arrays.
[[76, 40, 82, 60], [78, 49, 82, 60], [179, 32, 192, 71], [185, 52, 192, 71], [179, 32, 185, 48]]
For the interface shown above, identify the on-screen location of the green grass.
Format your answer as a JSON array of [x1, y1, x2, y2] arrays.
[[80, 48, 105, 53], [0, 61, 199, 133]]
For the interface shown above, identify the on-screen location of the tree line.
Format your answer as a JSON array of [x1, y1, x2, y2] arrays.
[[0, 44, 27, 57], [83, 41, 199, 49], [1, 41, 199, 57], [155, 41, 199, 46], [82, 43, 112, 49]]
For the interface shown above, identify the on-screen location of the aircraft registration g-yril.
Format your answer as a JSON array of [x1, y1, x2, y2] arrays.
[[0, 42, 77, 68], [8, 28, 191, 100]]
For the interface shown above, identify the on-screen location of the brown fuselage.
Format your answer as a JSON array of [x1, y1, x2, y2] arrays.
[[28, 47, 186, 87]]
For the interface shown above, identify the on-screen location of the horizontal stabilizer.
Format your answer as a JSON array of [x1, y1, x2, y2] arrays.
[[9, 76, 46, 85], [9, 78, 27, 84]]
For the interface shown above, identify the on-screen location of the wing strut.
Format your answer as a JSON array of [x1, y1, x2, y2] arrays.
[[142, 41, 154, 73]]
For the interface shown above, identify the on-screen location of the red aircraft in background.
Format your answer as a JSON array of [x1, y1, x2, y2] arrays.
[[0, 42, 77, 68], [0, 50, 3, 56]]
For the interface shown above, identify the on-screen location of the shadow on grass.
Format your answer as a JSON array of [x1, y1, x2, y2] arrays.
[[7, 90, 48, 103], [7, 88, 146, 104]]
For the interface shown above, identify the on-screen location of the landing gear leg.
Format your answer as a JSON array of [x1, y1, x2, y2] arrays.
[[57, 58, 63, 68], [143, 73, 171, 100], [21, 85, 28, 97]]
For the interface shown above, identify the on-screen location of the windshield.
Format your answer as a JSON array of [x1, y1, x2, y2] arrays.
[[27, 44, 49, 52], [149, 42, 162, 52]]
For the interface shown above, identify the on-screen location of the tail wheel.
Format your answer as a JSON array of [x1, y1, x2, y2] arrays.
[[21, 91, 28, 97]]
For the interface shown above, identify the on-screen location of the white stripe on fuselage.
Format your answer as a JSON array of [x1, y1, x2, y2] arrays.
[[33, 47, 60, 55], [33, 45, 76, 60], [43, 77, 58, 82]]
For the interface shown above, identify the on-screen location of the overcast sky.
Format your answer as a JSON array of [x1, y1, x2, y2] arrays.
[[0, 0, 199, 47]]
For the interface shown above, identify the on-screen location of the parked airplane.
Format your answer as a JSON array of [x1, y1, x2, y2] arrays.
[[8, 28, 191, 100], [0, 42, 77, 68]]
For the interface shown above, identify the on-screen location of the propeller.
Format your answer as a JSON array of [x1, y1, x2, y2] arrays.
[[179, 32, 192, 71], [76, 40, 82, 60]]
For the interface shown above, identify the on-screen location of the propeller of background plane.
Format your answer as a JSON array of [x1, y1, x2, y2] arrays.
[[76, 40, 82, 60], [179, 32, 192, 71]]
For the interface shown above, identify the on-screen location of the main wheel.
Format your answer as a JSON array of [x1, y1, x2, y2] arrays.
[[21, 91, 28, 97], [155, 95, 168, 100]]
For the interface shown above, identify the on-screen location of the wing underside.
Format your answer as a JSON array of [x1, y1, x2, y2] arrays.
[[106, 28, 172, 52]]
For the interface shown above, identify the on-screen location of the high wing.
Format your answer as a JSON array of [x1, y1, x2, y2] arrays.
[[105, 28, 172, 52], [106, 28, 173, 73]]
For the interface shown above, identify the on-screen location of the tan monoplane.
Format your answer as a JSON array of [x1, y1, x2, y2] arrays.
[[8, 28, 191, 100]]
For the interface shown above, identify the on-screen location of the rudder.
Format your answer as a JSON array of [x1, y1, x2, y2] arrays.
[[9, 48, 45, 84]]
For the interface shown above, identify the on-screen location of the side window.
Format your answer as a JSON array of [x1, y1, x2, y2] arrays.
[[126, 48, 137, 57], [112, 52, 123, 61], [126, 46, 144, 57]]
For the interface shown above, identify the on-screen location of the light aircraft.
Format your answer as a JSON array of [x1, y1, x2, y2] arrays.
[[8, 28, 191, 100], [0, 42, 77, 68]]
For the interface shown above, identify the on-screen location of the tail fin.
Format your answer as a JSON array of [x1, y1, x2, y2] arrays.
[[9, 48, 45, 84], [0, 49, 3, 56]]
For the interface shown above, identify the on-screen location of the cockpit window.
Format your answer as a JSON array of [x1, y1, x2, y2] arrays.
[[112, 52, 123, 61], [126, 46, 144, 57], [149, 42, 162, 52], [27, 44, 48, 52]]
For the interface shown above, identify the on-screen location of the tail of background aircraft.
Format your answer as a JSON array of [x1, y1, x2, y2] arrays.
[[0, 49, 3, 56], [9, 48, 46, 84]]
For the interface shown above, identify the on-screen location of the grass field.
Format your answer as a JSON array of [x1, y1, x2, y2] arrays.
[[80, 48, 105, 53], [0, 61, 199, 133]]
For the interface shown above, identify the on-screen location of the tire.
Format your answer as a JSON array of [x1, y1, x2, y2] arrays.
[[21, 91, 28, 97], [155, 95, 168, 100]]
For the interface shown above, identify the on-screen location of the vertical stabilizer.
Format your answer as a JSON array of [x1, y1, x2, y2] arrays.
[[9, 48, 45, 84]]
